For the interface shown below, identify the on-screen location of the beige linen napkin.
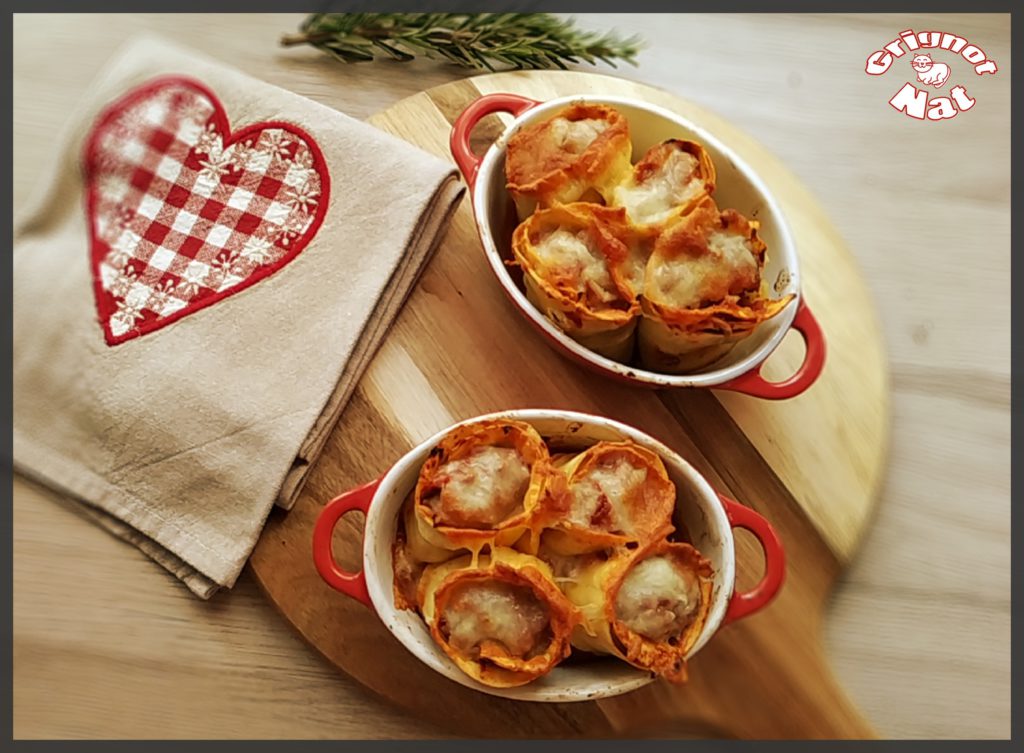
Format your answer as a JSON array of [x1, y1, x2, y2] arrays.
[[13, 36, 464, 598]]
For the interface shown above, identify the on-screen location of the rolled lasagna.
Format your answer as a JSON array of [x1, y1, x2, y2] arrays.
[[638, 197, 795, 373], [510, 203, 644, 362], [418, 547, 578, 687], [505, 102, 633, 221], [411, 419, 552, 558], [392, 497, 432, 612], [540, 441, 676, 555], [560, 539, 713, 683], [611, 139, 716, 235]]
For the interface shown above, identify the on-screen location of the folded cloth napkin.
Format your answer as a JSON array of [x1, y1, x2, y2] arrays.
[[12, 36, 464, 598]]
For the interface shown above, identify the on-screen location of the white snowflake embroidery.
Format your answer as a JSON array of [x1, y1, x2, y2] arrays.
[[194, 123, 224, 159], [262, 131, 294, 162], [175, 264, 209, 299], [99, 206, 134, 245], [144, 279, 177, 316], [108, 265, 139, 298], [283, 180, 319, 214], [228, 256, 254, 279], [273, 210, 313, 247], [290, 208, 314, 233], [205, 251, 234, 287], [282, 164, 316, 191], [238, 235, 276, 265], [292, 147, 314, 171], [111, 298, 145, 332], [104, 249, 130, 272], [114, 206, 135, 229], [112, 108, 146, 138], [140, 104, 175, 134], [229, 139, 256, 172], [204, 268, 226, 291], [196, 130, 249, 182], [206, 249, 257, 290], [280, 147, 317, 188], [95, 172, 132, 206], [198, 153, 234, 183], [105, 227, 143, 270], [177, 96, 212, 128]]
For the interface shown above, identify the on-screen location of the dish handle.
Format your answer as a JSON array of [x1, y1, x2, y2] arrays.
[[718, 493, 786, 625], [311, 477, 381, 607], [717, 299, 826, 400], [450, 92, 540, 190]]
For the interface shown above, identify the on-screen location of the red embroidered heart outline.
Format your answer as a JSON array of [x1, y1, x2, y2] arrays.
[[82, 76, 331, 346]]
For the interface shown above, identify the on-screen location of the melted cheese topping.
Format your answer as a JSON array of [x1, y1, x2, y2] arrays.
[[568, 456, 648, 533], [624, 241, 649, 298], [545, 552, 585, 583], [430, 446, 530, 529], [614, 555, 702, 642], [442, 580, 550, 658], [652, 229, 758, 308], [614, 149, 701, 226], [550, 117, 608, 154], [535, 228, 618, 304]]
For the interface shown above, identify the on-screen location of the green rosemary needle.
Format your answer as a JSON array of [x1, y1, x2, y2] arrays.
[[281, 13, 644, 72]]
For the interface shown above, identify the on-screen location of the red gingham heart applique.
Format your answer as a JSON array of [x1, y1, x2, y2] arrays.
[[82, 76, 330, 346]]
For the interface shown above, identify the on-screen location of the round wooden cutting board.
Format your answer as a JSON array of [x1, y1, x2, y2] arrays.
[[249, 71, 889, 739]]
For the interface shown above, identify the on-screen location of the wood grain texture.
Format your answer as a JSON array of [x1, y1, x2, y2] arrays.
[[12, 13, 1010, 739]]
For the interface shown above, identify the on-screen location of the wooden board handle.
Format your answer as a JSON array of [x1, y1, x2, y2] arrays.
[[611, 651, 879, 739]]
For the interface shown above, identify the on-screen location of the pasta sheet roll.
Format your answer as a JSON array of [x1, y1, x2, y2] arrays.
[[418, 547, 578, 688], [411, 418, 552, 558], [540, 440, 676, 555], [511, 203, 643, 362], [611, 139, 717, 236], [505, 102, 633, 221], [561, 539, 714, 683], [638, 197, 795, 373]]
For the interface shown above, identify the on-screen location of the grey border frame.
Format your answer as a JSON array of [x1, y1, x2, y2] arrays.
[[6, 3, 1017, 747]]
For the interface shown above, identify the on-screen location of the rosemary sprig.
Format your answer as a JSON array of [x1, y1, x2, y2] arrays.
[[281, 13, 644, 72]]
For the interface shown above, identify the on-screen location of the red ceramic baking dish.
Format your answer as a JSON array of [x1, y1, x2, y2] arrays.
[[450, 92, 826, 399], [312, 409, 785, 702]]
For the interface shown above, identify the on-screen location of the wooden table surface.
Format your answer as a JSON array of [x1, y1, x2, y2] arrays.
[[12, 13, 1010, 740]]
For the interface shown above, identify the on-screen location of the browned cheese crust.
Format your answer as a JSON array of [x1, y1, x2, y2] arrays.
[[606, 539, 714, 683], [412, 419, 556, 554], [505, 102, 633, 216], [419, 550, 579, 687], [538, 440, 676, 554]]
